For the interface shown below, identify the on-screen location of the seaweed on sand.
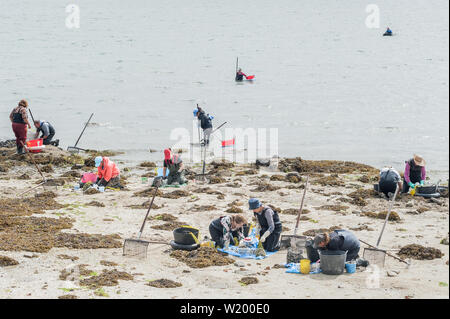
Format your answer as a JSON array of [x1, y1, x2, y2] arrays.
[[317, 204, 349, 212], [398, 244, 443, 260], [226, 206, 244, 214], [250, 183, 280, 192], [170, 247, 234, 268], [147, 279, 182, 288], [239, 277, 259, 285], [160, 190, 191, 199], [151, 221, 188, 231], [54, 233, 122, 249], [79, 269, 133, 289], [361, 211, 401, 221], [302, 226, 340, 237], [279, 157, 379, 175], [0, 255, 19, 266], [189, 205, 216, 212], [148, 213, 178, 222]]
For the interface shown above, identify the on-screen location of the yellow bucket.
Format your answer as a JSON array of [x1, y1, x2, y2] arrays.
[[300, 259, 311, 274]]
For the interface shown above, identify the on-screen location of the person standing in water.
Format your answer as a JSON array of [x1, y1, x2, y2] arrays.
[[235, 68, 248, 81], [383, 27, 393, 36]]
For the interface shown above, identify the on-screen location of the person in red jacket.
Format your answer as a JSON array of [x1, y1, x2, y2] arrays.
[[94, 156, 121, 188]]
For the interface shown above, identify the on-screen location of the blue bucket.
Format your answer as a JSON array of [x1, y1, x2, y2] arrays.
[[345, 262, 356, 274]]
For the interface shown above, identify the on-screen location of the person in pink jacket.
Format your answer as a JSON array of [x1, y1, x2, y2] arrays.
[[94, 156, 121, 188]]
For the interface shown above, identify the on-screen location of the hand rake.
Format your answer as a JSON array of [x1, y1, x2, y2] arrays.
[[362, 185, 410, 267], [123, 180, 164, 258], [280, 176, 309, 249]]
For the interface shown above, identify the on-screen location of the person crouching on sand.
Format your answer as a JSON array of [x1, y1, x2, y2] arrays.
[[208, 215, 247, 249], [94, 156, 121, 188], [313, 229, 369, 267], [34, 120, 59, 146], [248, 198, 282, 252], [402, 154, 426, 193]]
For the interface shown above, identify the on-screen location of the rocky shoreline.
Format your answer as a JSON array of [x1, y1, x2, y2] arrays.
[[0, 145, 448, 299]]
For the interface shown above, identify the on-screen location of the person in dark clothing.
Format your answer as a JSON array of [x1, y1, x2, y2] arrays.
[[9, 99, 31, 154], [162, 148, 187, 185], [383, 27, 393, 36], [209, 215, 247, 249], [248, 198, 282, 252], [378, 167, 402, 198], [402, 154, 426, 193], [235, 68, 247, 81], [313, 230, 362, 262], [195, 106, 213, 146], [34, 120, 59, 146]]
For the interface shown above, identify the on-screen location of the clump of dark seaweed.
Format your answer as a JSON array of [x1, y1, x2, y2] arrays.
[[170, 247, 234, 268]]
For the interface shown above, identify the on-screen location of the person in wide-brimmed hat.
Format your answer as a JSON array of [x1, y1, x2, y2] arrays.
[[402, 154, 427, 193]]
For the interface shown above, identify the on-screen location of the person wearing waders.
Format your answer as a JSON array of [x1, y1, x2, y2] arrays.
[[378, 166, 402, 199], [162, 148, 187, 185], [208, 215, 247, 249], [9, 99, 32, 154], [248, 198, 282, 252], [313, 230, 368, 267], [402, 154, 426, 193], [33, 120, 59, 146], [235, 68, 247, 81], [195, 106, 213, 146]]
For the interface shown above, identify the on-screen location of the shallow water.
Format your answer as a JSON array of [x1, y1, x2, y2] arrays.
[[0, 0, 448, 177]]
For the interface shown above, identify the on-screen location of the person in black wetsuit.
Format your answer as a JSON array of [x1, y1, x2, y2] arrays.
[[248, 198, 282, 252]]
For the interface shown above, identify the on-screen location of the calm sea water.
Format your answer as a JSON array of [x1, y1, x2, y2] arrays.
[[1, 0, 448, 178]]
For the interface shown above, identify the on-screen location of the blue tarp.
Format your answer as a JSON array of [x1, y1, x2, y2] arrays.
[[217, 247, 277, 260], [284, 262, 322, 274]]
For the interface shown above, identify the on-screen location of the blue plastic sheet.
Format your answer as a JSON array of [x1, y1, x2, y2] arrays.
[[284, 262, 322, 274], [217, 246, 277, 260]]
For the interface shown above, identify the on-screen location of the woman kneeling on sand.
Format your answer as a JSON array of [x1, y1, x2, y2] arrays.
[[248, 198, 282, 252], [208, 215, 247, 249]]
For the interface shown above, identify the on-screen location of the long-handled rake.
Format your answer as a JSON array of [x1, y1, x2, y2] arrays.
[[280, 176, 309, 249], [67, 113, 94, 153], [123, 180, 164, 258], [362, 185, 409, 267], [17, 141, 49, 197]]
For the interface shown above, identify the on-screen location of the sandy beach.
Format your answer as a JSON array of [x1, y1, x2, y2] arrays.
[[0, 145, 448, 299]]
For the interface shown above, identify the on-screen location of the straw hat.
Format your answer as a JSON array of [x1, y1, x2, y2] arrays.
[[413, 154, 426, 167]]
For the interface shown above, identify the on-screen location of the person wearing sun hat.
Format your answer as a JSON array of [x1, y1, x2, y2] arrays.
[[94, 156, 121, 188], [402, 154, 427, 193], [248, 198, 282, 252]]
